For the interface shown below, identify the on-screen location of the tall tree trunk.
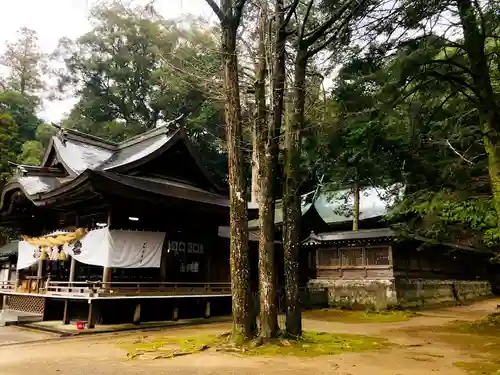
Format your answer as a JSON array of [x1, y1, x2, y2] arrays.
[[251, 125, 260, 204], [457, 0, 500, 227], [204, 0, 254, 342], [256, 0, 278, 339], [224, 23, 253, 342], [283, 51, 306, 336], [271, 0, 287, 324], [483, 125, 500, 225], [352, 181, 360, 231]]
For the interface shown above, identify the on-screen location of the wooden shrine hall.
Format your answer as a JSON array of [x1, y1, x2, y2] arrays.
[[0, 124, 237, 327]]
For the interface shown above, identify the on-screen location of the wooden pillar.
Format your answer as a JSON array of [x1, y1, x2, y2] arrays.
[[204, 300, 211, 319], [87, 300, 96, 329], [133, 303, 141, 325], [69, 214, 78, 288], [69, 256, 77, 286], [172, 306, 179, 321], [102, 267, 112, 291], [388, 245, 394, 266], [37, 258, 43, 278], [160, 239, 168, 282], [14, 270, 19, 289], [103, 208, 112, 291], [207, 252, 211, 281], [63, 300, 70, 325]]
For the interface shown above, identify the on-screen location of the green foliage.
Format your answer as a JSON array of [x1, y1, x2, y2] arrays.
[[0, 91, 41, 150], [35, 124, 55, 149], [310, 0, 500, 250], [389, 190, 496, 246], [18, 140, 44, 166], [304, 48, 404, 208], [54, 2, 226, 179], [0, 114, 19, 180], [0, 27, 45, 98]]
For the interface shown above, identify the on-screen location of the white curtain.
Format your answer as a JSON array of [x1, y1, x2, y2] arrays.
[[17, 228, 166, 270], [106, 230, 165, 268], [64, 228, 110, 267], [17, 241, 38, 270]]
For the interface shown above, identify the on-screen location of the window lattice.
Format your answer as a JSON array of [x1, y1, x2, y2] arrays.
[[365, 247, 390, 265], [341, 248, 363, 266], [317, 249, 340, 266]]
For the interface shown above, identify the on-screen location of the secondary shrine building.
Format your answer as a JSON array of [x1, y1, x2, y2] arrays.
[[250, 186, 497, 309], [0, 125, 239, 326]]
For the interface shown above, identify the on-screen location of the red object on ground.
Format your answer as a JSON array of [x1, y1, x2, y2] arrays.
[[76, 321, 87, 330]]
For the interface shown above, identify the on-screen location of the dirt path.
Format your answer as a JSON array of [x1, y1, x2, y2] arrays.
[[0, 298, 498, 375], [0, 326, 56, 346]]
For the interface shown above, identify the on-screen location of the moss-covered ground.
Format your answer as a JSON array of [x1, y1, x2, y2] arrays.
[[413, 313, 500, 375], [119, 330, 389, 359], [303, 308, 417, 323]]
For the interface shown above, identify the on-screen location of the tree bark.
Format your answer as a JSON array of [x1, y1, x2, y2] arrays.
[[283, 51, 306, 336], [456, 0, 500, 227], [205, 0, 254, 343], [256, 0, 278, 339], [352, 181, 360, 231], [223, 22, 254, 343], [251, 120, 260, 204]]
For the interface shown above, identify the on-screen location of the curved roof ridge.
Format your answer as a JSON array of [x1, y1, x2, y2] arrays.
[[58, 129, 118, 150], [117, 126, 175, 149]]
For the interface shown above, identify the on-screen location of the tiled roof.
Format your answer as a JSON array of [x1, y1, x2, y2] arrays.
[[52, 136, 114, 175], [0, 241, 18, 257], [248, 185, 401, 229], [302, 228, 396, 245], [1, 124, 227, 211]]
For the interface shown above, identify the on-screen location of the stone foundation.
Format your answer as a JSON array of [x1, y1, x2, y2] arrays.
[[306, 278, 493, 309], [396, 279, 493, 308], [307, 279, 397, 309]]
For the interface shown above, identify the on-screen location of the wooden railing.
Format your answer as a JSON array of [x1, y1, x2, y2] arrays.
[[0, 280, 16, 291], [45, 281, 232, 298]]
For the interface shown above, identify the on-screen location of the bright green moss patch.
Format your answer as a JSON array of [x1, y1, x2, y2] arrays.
[[448, 313, 500, 336], [119, 333, 220, 359], [243, 331, 388, 357], [303, 309, 417, 323], [118, 331, 388, 359]]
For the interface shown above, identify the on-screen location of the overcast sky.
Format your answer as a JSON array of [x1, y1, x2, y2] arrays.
[[0, 0, 214, 123]]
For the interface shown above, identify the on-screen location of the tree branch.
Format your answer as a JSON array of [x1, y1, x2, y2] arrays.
[[446, 139, 474, 164], [300, 0, 315, 41], [307, 0, 365, 57], [204, 0, 225, 22], [303, 0, 362, 48], [234, 0, 247, 22], [426, 71, 481, 103], [422, 59, 474, 76], [473, 0, 486, 38], [284, 0, 300, 27]]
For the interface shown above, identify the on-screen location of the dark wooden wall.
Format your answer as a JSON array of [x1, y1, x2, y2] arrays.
[[392, 242, 490, 281], [313, 244, 394, 281]]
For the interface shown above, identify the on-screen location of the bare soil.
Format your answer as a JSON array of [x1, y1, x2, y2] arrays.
[[0, 298, 499, 375]]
